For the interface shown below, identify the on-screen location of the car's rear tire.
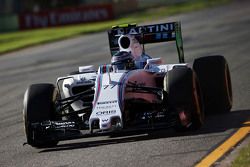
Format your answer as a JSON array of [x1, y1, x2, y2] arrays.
[[23, 83, 58, 148], [164, 67, 204, 131], [193, 55, 232, 114]]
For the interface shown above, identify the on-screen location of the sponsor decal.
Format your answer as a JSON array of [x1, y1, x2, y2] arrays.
[[113, 23, 175, 35], [19, 4, 113, 29], [97, 104, 117, 110], [54, 121, 75, 128], [96, 110, 116, 115], [102, 119, 109, 122], [76, 76, 94, 84], [97, 100, 117, 105]]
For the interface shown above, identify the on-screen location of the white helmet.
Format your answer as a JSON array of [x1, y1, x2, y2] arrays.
[[118, 35, 143, 60]]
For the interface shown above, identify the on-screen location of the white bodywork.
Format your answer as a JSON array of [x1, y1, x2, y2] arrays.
[[61, 67, 96, 111], [61, 60, 188, 131], [90, 72, 125, 130]]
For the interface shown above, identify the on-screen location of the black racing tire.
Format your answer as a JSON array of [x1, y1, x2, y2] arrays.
[[23, 83, 58, 148], [164, 67, 204, 131], [193, 55, 232, 114]]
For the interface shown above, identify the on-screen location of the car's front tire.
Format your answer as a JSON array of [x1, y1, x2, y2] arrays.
[[23, 83, 58, 148]]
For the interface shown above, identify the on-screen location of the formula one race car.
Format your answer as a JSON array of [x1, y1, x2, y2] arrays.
[[23, 22, 233, 148]]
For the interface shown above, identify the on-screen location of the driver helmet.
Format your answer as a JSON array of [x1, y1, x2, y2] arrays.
[[118, 35, 143, 60], [111, 51, 135, 70]]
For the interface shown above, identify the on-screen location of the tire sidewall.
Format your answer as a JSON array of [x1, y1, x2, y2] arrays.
[[23, 83, 57, 147]]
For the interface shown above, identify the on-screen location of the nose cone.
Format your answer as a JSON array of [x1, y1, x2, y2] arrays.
[[100, 118, 111, 130]]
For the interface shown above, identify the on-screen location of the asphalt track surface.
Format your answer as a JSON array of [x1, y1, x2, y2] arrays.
[[0, 1, 250, 167]]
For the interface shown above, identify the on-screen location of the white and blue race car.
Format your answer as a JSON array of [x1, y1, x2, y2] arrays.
[[23, 22, 232, 148]]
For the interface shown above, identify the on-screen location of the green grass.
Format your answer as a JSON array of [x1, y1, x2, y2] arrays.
[[0, 0, 230, 54], [231, 140, 250, 167]]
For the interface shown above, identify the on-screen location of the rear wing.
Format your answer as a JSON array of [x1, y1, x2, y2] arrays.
[[107, 22, 185, 63]]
